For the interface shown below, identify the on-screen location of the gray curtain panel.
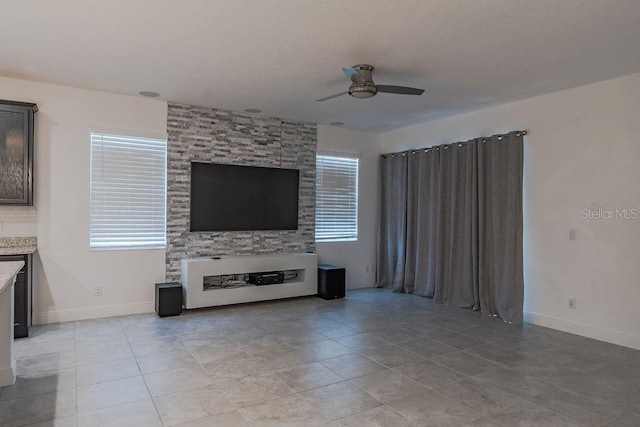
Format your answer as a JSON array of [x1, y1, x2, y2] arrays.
[[376, 152, 408, 291], [477, 133, 524, 323], [377, 132, 524, 323]]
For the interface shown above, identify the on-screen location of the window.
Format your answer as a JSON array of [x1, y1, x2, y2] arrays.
[[315, 154, 358, 242], [90, 132, 167, 250]]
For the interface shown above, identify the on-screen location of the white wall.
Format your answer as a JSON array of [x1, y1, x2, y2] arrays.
[[316, 125, 383, 290], [382, 72, 640, 349], [0, 76, 168, 323]]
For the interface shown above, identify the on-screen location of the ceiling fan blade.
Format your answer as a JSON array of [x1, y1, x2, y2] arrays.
[[316, 91, 349, 102], [343, 67, 366, 85], [376, 85, 425, 95]]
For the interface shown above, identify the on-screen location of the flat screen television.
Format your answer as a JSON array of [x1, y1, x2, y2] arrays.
[[190, 162, 299, 232]]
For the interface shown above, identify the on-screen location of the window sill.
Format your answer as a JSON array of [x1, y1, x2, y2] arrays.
[[90, 245, 166, 252], [315, 238, 358, 243]]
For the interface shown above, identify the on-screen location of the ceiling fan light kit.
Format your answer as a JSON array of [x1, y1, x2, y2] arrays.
[[317, 64, 424, 102], [349, 85, 377, 99]]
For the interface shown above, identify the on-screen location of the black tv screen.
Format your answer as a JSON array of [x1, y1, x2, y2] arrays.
[[190, 162, 299, 232]]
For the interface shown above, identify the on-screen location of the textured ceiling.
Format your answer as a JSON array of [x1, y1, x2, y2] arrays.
[[1, 0, 639, 132]]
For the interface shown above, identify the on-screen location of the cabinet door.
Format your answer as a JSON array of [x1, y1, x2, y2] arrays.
[[0, 104, 34, 205]]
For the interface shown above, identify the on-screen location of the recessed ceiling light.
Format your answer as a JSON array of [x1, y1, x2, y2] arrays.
[[330, 121, 345, 126], [139, 91, 160, 98], [244, 108, 261, 113]]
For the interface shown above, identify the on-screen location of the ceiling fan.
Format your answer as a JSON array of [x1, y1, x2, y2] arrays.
[[317, 64, 425, 102]]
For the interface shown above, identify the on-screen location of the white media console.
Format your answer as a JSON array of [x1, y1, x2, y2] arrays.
[[181, 252, 317, 309]]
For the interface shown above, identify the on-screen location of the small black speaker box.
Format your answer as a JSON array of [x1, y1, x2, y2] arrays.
[[317, 265, 346, 300], [155, 282, 182, 317]]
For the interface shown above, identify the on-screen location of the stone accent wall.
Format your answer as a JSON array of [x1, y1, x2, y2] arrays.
[[166, 103, 317, 282]]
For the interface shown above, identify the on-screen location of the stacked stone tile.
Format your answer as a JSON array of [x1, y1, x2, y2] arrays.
[[165, 103, 317, 282]]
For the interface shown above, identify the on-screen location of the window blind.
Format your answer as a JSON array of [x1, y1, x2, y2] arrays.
[[316, 154, 358, 242], [90, 132, 167, 250]]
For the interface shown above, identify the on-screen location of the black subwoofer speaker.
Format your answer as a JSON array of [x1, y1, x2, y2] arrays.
[[155, 282, 183, 317], [317, 264, 346, 300]]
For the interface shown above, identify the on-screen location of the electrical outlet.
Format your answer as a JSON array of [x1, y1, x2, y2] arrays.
[[94, 285, 102, 296], [569, 229, 577, 241], [568, 298, 576, 310]]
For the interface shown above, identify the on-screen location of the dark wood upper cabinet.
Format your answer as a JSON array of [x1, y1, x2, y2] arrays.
[[0, 100, 37, 205]]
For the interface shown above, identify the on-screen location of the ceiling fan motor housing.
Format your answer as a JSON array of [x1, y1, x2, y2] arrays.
[[349, 64, 377, 98]]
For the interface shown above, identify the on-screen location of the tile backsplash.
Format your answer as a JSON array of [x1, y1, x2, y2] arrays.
[[0, 206, 37, 237]]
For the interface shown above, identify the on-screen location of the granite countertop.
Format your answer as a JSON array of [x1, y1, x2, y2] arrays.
[[0, 236, 37, 256], [0, 261, 24, 294]]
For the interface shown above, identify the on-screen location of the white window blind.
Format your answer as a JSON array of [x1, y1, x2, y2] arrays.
[[90, 132, 167, 250], [316, 154, 358, 242]]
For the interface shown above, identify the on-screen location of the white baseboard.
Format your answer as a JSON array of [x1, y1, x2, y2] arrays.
[[524, 311, 640, 351], [33, 302, 155, 325], [0, 368, 14, 387]]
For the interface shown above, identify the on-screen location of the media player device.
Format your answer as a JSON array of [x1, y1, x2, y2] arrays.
[[247, 271, 285, 286]]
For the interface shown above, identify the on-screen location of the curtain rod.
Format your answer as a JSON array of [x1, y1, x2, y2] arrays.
[[383, 130, 527, 158]]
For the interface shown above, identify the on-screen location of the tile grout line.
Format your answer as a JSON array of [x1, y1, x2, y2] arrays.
[[347, 350, 494, 424], [519, 396, 599, 426], [8, 292, 640, 426], [182, 326, 252, 426], [119, 316, 165, 426]]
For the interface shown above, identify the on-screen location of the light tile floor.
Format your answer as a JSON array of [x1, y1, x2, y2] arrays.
[[1, 289, 639, 426]]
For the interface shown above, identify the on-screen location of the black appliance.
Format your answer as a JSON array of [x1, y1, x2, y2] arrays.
[[247, 271, 285, 286], [0, 254, 32, 338]]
